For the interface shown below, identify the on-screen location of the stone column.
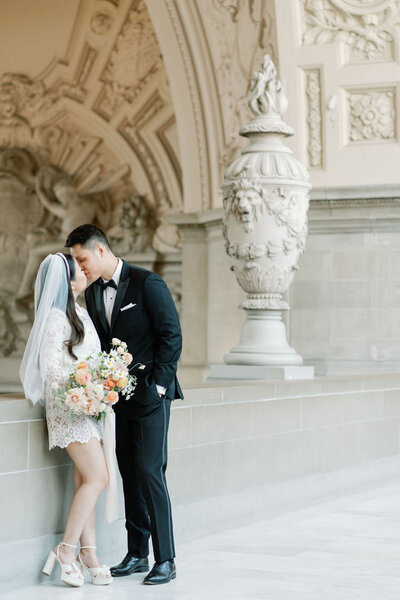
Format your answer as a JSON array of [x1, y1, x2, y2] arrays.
[[210, 55, 314, 380]]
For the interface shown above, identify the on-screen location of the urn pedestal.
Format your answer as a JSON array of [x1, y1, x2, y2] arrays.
[[225, 309, 302, 365], [209, 55, 314, 381]]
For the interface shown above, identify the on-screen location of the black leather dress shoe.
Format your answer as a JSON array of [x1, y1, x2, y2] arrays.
[[143, 560, 176, 585], [110, 554, 149, 577]]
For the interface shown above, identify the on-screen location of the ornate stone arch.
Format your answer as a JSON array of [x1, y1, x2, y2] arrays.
[[145, 0, 278, 210], [145, 0, 225, 210]]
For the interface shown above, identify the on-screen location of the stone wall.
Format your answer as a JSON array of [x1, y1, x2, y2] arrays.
[[175, 199, 400, 381], [290, 191, 400, 375]]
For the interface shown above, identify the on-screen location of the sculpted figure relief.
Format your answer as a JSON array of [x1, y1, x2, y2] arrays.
[[35, 167, 112, 238], [16, 167, 113, 306], [109, 194, 158, 254], [109, 194, 182, 256]]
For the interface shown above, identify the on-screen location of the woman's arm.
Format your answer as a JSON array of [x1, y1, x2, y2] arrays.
[[39, 308, 71, 389]]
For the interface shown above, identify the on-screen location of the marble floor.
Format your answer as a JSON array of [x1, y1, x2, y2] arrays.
[[2, 481, 400, 599]]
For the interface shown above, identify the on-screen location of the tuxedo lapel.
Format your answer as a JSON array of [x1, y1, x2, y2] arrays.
[[110, 261, 130, 331], [93, 280, 110, 336]]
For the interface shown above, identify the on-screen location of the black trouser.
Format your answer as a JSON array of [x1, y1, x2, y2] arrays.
[[115, 398, 175, 563]]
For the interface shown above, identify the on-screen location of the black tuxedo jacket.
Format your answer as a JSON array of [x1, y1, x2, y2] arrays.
[[85, 261, 183, 414]]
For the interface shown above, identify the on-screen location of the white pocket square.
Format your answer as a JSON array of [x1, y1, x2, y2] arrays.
[[120, 303, 136, 311]]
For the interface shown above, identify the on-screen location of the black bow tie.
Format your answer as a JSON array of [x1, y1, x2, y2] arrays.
[[98, 278, 117, 291]]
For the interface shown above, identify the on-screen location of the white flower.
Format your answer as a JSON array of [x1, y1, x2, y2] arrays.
[[112, 338, 121, 345], [117, 347, 124, 355]]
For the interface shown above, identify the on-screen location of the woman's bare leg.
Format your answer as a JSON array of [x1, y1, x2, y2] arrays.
[[72, 465, 102, 568], [55, 437, 108, 565]]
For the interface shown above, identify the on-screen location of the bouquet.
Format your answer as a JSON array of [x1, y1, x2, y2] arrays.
[[57, 338, 141, 420]]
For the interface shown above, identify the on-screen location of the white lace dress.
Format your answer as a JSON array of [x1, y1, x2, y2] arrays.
[[40, 303, 103, 450]]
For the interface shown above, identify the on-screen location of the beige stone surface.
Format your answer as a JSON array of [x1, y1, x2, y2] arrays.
[[6, 479, 400, 599], [287, 199, 400, 374], [364, 419, 400, 461], [0, 0, 80, 77], [0, 466, 74, 544], [0, 422, 28, 474], [28, 420, 69, 470], [0, 397, 43, 422]]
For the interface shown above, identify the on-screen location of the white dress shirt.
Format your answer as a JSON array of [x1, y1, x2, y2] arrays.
[[102, 258, 166, 396], [102, 258, 123, 326]]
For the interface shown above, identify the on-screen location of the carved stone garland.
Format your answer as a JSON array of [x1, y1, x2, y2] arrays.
[[301, 0, 400, 62], [221, 55, 312, 368]]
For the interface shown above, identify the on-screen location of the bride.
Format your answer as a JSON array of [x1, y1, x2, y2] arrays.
[[20, 252, 112, 587]]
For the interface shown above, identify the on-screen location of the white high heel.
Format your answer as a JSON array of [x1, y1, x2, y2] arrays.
[[42, 542, 84, 587], [78, 545, 112, 585]]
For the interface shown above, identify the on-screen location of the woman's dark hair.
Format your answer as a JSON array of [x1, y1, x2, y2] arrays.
[[62, 254, 85, 360]]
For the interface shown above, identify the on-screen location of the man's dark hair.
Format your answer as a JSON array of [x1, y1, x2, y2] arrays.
[[65, 224, 111, 250]]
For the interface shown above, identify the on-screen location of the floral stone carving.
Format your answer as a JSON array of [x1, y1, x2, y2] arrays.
[[348, 89, 396, 142], [221, 55, 311, 367], [305, 69, 323, 168], [301, 0, 400, 62]]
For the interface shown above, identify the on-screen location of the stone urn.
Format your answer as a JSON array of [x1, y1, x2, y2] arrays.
[[221, 55, 311, 367]]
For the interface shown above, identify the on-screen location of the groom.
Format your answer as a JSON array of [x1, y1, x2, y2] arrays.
[[66, 223, 183, 585]]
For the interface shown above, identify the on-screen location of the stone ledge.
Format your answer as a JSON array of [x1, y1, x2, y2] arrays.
[[2, 373, 400, 415], [311, 184, 400, 201]]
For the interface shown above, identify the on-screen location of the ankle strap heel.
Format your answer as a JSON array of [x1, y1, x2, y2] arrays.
[[78, 546, 112, 585], [42, 542, 83, 587]]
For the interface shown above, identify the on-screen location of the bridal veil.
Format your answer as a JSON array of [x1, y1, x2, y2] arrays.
[[19, 253, 70, 406]]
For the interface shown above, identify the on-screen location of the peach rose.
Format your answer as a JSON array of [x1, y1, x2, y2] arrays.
[[65, 387, 86, 411], [104, 377, 117, 390], [116, 376, 128, 388], [107, 390, 119, 404], [77, 361, 88, 370], [124, 353, 133, 365], [74, 369, 91, 385]]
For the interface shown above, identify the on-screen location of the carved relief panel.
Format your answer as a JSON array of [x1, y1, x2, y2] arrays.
[[346, 87, 396, 143], [301, 0, 400, 64], [274, 0, 400, 188]]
